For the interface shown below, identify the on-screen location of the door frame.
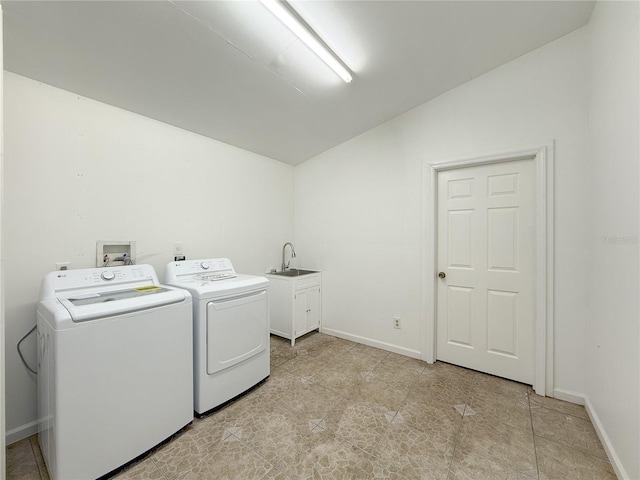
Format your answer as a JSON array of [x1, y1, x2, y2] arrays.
[[421, 143, 554, 396], [1, 3, 6, 468]]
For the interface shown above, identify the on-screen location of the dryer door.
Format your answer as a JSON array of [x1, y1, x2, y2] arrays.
[[206, 289, 268, 375]]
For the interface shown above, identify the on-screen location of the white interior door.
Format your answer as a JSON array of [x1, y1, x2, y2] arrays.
[[436, 159, 534, 384]]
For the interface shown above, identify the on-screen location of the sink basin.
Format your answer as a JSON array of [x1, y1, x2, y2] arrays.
[[269, 269, 318, 277]]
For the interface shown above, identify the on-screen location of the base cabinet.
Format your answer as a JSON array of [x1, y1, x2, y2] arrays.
[[266, 272, 321, 346]]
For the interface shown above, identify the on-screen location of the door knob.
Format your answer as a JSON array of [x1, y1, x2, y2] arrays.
[[438, 272, 446, 279]]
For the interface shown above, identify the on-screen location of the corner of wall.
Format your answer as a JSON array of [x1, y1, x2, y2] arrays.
[[584, 396, 632, 480]]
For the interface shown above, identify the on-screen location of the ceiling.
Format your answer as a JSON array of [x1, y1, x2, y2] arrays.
[[3, 1, 594, 165]]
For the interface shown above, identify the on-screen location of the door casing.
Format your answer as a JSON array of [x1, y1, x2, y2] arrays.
[[421, 144, 554, 396]]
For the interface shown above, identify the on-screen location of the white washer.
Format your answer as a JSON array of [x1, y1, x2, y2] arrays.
[[37, 265, 193, 480], [164, 258, 270, 415]]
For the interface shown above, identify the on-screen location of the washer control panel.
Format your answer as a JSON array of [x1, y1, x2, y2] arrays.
[[101, 271, 116, 281], [47, 265, 157, 293]]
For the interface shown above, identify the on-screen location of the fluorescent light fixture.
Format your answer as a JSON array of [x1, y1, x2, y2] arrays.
[[260, 0, 353, 83]]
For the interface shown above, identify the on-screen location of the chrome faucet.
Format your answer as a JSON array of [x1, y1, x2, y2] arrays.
[[281, 242, 296, 272]]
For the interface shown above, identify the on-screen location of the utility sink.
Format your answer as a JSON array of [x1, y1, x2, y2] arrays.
[[269, 269, 318, 277]]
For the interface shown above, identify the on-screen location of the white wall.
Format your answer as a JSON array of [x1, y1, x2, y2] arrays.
[[296, 28, 590, 390], [585, 2, 639, 479], [3, 72, 295, 442]]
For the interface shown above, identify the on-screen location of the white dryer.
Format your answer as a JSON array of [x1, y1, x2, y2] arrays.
[[37, 265, 193, 480], [165, 258, 270, 415]]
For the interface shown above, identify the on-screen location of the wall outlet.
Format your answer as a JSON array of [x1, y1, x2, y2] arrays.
[[174, 241, 184, 255], [56, 262, 71, 271], [393, 316, 401, 329]]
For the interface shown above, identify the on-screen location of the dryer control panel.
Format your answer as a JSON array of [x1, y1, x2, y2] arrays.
[[165, 258, 237, 283]]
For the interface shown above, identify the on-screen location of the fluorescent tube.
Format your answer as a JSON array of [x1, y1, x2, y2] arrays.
[[260, 0, 353, 83]]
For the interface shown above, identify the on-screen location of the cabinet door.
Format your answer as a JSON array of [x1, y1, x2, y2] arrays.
[[294, 290, 308, 337], [306, 287, 320, 331]]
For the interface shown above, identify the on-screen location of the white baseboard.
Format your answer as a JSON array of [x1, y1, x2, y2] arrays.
[[553, 388, 585, 405], [321, 328, 422, 359], [584, 396, 629, 480], [5, 420, 38, 446]]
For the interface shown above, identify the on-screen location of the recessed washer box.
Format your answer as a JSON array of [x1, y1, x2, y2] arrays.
[[96, 240, 136, 267]]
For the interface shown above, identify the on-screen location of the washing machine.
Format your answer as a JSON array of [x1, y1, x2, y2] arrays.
[[164, 258, 270, 415], [37, 265, 193, 480]]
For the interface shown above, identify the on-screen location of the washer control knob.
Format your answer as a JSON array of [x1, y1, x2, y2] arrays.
[[101, 271, 116, 281], [200, 262, 210, 270]]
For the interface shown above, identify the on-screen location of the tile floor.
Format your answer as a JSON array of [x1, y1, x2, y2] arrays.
[[6, 332, 616, 480]]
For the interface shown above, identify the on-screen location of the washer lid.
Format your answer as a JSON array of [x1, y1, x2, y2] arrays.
[[58, 286, 187, 322]]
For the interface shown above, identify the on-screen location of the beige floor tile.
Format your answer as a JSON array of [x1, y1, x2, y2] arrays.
[[420, 362, 473, 384], [323, 399, 394, 453], [260, 375, 344, 417], [371, 362, 427, 390], [535, 436, 616, 480], [152, 428, 222, 479], [6, 464, 41, 480], [531, 406, 608, 459], [259, 468, 291, 480], [28, 436, 50, 480], [311, 366, 367, 396], [270, 345, 296, 367], [6, 333, 612, 480], [416, 363, 473, 393], [194, 394, 282, 445], [5, 464, 41, 480], [332, 349, 386, 373], [372, 421, 454, 480], [408, 378, 472, 406], [174, 439, 274, 480], [457, 416, 537, 474], [353, 454, 417, 479], [279, 437, 369, 480], [528, 391, 589, 420], [6, 438, 40, 480], [472, 374, 529, 399], [266, 364, 292, 381], [250, 369, 312, 405], [225, 404, 316, 464], [270, 422, 339, 476], [346, 377, 410, 411], [469, 389, 532, 431], [379, 352, 428, 370], [277, 348, 332, 377], [396, 396, 463, 437], [112, 457, 166, 480], [318, 337, 358, 355], [6, 439, 35, 469], [349, 343, 391, 360], [449, 448, 533, 480], [293, 332, 338, 350]]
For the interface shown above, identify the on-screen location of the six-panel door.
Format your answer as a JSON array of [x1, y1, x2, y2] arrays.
[[436, 159, 535, 384]]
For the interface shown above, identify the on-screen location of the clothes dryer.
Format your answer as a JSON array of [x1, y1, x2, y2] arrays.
[[165, 258, 269, 415]]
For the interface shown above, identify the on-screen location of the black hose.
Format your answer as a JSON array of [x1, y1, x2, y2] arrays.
[[17, 325, 38, 375]]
